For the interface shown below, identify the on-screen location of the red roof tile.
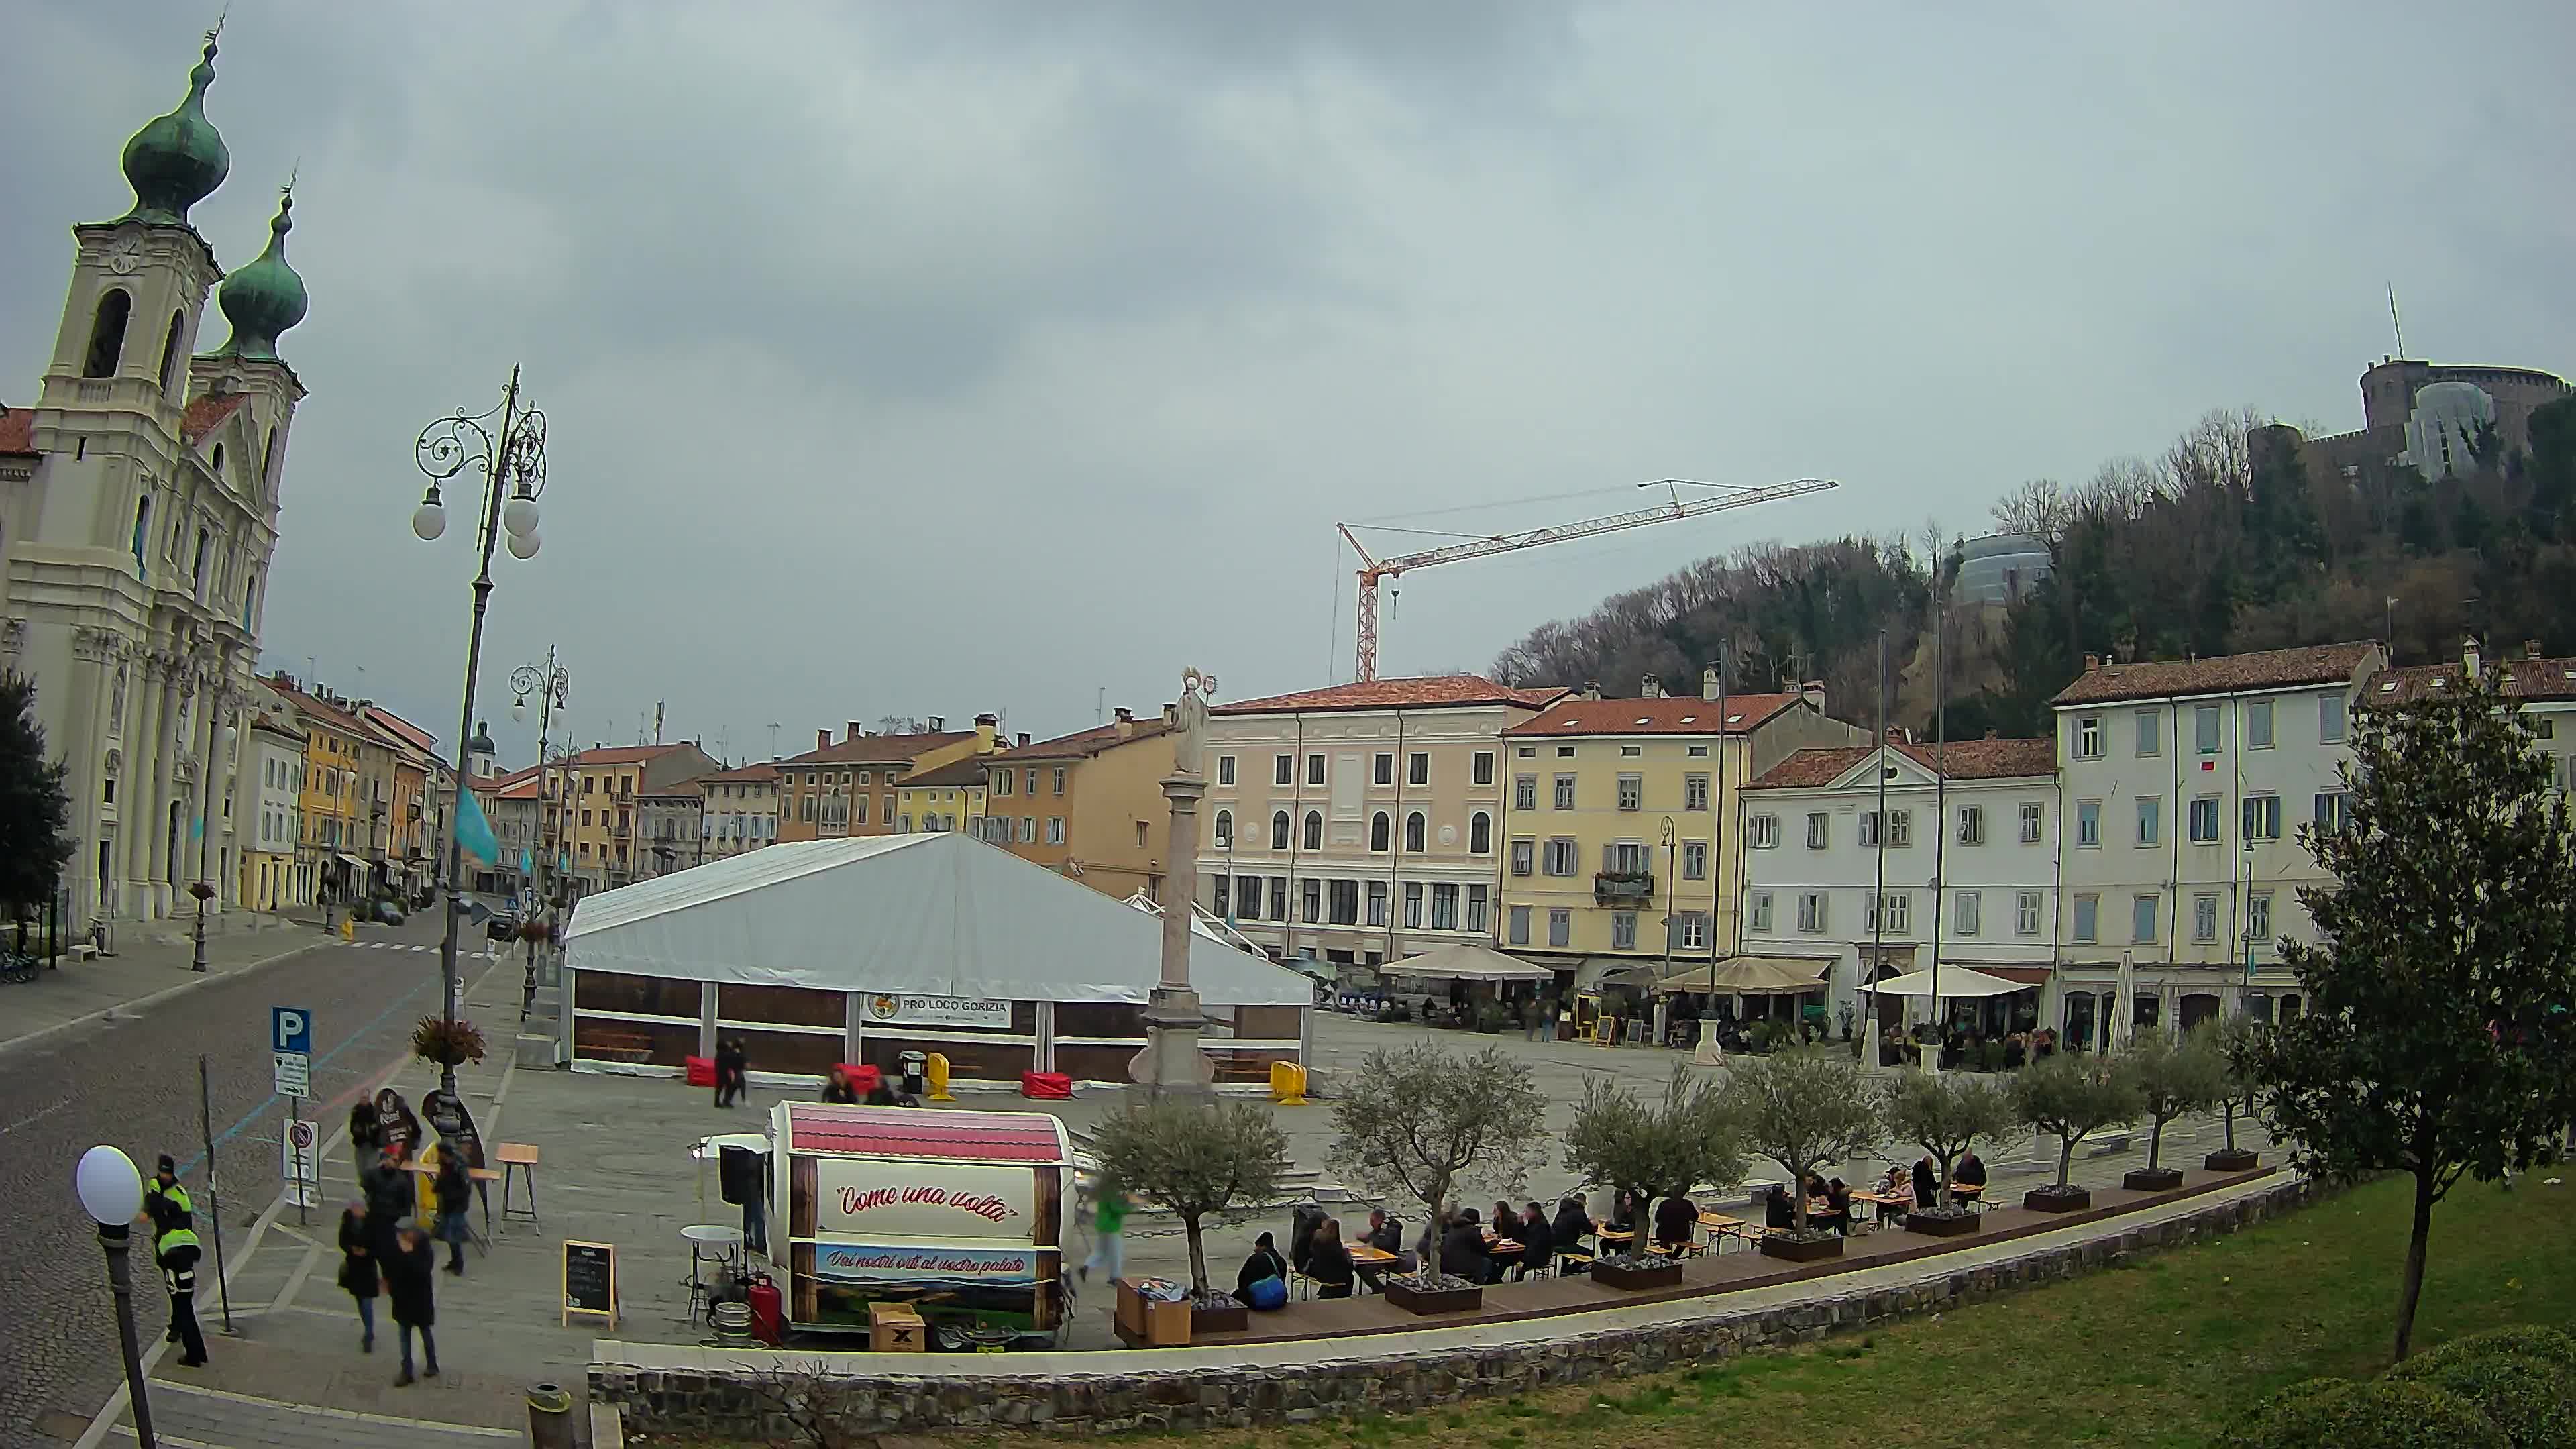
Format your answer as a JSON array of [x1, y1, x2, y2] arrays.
[[698, 763, 782, 784], [898, 758, 987, 789], [1503, 694, 1802, 737], [1748, 737, 2057, 790], [1216, 675, 1565, 716], [180, 393, 248, 446], [563, 743, 692, 767], [784, 1103, 1071, 1163], [987, 718, 1172, 761], [2367, 654, 2576, 705], [2050, 643, 2381, 706], [0, 407, 34, 457], [777, 731, 975, 767]]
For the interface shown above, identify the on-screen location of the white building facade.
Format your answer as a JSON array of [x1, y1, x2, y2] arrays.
[[0, 35, 309, 926], [1740, 738, 2060, 1036], [2049, 642, 2385, 1044], [1194, 675, 1562, 971], [240, 713, 306, 911]]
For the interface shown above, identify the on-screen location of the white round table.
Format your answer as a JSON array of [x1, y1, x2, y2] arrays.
[[682, 1223, 746, 1323]]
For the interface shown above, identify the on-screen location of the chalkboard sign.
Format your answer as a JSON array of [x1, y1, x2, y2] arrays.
[[561, 1240, 618, 1329]]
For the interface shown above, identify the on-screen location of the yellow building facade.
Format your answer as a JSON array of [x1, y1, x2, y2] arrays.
[[261, 676, 371, 902], [987, 709, 1175, 900], [773, 715, 1000, 843], [1499, 679, 1863, 986], [894, 757, 987, 833]]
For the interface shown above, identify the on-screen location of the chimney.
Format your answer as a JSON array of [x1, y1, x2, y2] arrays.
[[817, 728, 831, 752], [1016, 732, 1031, 748], [926, 715, 945, 733], [1801, 680, 1826, 712], [1701, 665, 1721, 702], [1581, 680, 1601, 701], [847, 720, 863, 742], [2526, 639, 2544, 661], [1985, 729, 1999, 740], [973, 712, 999, 750], [1641, 673, 1665, 698], [1162, 702, 1177, 727], [2083, 653, 2101, 674], [1114, 706, 1135, 738], [2463, 635, 2482, 678]]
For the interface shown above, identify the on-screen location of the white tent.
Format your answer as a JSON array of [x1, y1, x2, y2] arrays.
[[1866, 965, 2026, 999], [1118, 889, 1271, 958], [564, 832, 1312, 1007], [1381, 942, 1555, 983]]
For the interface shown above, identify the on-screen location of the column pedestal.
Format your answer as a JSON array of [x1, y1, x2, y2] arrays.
[[1131, 769, 1214, 1099]]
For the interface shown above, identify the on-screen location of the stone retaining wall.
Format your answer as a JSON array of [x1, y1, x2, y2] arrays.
[[594, 1178, 2320, 1440]]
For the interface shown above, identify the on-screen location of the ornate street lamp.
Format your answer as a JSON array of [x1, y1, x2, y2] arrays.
[[511, 651, 570, 1018], [411, 368, 549, 1095], [75, 1145, 156, 1449]]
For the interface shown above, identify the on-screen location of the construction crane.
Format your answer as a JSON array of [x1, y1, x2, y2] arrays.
[[1337, 476, 1840, 682]]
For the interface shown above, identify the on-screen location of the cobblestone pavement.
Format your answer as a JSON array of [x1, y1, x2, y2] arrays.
[[0, 912, 507, 1448]]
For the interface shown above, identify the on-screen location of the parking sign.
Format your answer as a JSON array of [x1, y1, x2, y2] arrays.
[[272, 1006, 313, 1099]]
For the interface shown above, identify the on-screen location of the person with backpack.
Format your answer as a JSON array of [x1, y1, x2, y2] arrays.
[[142, 1155, 207, 1368]]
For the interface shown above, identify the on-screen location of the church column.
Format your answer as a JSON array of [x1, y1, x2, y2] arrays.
[[125, 655, 166, 910], [146, 659, 186, 918], [61, 633, 113, 924]]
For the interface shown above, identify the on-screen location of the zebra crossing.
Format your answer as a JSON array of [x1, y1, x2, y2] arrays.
[[341, 939, 506, 959]]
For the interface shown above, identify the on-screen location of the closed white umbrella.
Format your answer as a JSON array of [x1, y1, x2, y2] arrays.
[[2112, 950, 2135, 1055]]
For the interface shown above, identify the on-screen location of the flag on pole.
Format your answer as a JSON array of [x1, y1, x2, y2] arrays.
[[455, 786, 500, 865]]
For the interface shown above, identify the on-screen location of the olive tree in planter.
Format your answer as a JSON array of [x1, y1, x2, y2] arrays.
[[2123, 1028, 2231, 1191], [1561, 1064, 1745, 1289], [1328, 1043, 1550, 1314], [1724, 1049, 1884, 1262], [1089, 1096, 1288, 1334], [2010, 1050, 2141, 1212], [2201, 1017, 2264, 1172], [1884, 1069, 2015, 1236]]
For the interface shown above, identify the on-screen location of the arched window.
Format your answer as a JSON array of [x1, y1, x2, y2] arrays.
[[193, 527, 212, 598], [84, 289, 132, 378], [1370, 811, 1390, 852], [129, 495, 152, 575], [211, 443, 225, 479], [240, 568, 258, 629], [1470, 810, 1492, 854], [262, 426, 278, 492], [1302, 810, 1322, 851], [1270, 810, 1290, 850], [1213, 809, 1232, 849], [157, 311, 186, 394], [1405, 811, 1426, 853]]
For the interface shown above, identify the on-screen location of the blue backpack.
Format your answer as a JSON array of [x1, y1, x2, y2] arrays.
[[1244, 1274, 1288, 1311]]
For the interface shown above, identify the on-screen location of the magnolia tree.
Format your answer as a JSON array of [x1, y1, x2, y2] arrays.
[[2011, 1051, 2143, 1197], [1328, 1044, 1550, 1278], [2128, 1028, 2231, 1176], [1723, 1050, 1883, 1236], [2248, 671, 2576, 1362], [1884, 1069, 2015, 1214], [1089, 1097, 1288, 1299], [1561, 1065, 1746, 1261]]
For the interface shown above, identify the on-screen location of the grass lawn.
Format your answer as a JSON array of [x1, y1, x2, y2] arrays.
[[985, 1172, 2576, 1449]]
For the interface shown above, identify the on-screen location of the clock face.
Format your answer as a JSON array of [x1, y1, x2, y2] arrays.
[[107, 241, 141, 275]]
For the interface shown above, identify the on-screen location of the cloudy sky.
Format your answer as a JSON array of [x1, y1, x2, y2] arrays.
[[7, 2, 2571, 765]]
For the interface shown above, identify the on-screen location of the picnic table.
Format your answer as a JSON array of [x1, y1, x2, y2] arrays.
[[1348, 1244, 1399, 1266], [1593, 1220, 1636, 1247]]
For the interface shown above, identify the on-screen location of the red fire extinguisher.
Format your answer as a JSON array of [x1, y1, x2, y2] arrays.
[[747, 1273, 784, 1346]]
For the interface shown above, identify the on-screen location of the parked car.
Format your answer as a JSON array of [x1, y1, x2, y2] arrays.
[[486, 909, 521, 942], [368, 898, 406, 926]]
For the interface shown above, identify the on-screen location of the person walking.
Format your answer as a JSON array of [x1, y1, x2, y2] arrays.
[[348, 1097, 382, 1189], [1077, 1183, 1128, 1284], [336, 1201, 378, 1353], [714, 1036, 748, 1108], [383, 1223, 441, 1386], [141, 1155, 207, 1368], [432, 1151, 472, 1275]]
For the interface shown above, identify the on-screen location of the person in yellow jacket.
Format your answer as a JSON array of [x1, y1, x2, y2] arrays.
[[141, 1155, 209, 1367]]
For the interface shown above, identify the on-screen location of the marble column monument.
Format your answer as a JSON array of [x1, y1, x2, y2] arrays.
[[1130, 667, 1218, 1098]]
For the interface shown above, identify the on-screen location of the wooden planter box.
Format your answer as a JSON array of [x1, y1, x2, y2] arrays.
[[2123, 1167, 2185, 1192], [2204, 1148, 2260, 1173], [1758, 1232, 1844, 1263], [1590, 1258, 1684, 1291], [2023, 1187, 2092, 1213], [1382, 1279, 1483, 1316], [1190, 1300, 1248, 1336], [1904, 1210, 1980, 1238]]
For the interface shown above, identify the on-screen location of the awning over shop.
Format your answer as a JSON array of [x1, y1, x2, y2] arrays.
[[1649, 955, 1831, 996], [1866, 965, 2027, 998], [1381, 942, 1556, 983], [1957, 964, 2052, 986], [333, 853, 370, 873]]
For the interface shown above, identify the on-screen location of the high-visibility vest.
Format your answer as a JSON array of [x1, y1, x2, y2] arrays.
[[146, 1180, 201, 1256]]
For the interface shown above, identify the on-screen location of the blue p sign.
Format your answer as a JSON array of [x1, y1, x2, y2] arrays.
[[272, 1006, 311, 1055]]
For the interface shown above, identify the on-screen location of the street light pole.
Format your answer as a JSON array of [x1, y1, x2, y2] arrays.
[[512, 651, 569, 1018], [412, 368, 550, 1096], [76, 1146, 156, 1449]]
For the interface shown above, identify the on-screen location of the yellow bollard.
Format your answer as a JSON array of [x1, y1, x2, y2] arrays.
[[926, 1052, 955, 1102], [341, 916, 356, 943], [1269, 1060, 1307, 1106]]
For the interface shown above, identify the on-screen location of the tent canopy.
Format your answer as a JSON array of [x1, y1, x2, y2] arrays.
[[1381, 942, 1554, 983], [1649, 956, 1831, 996], [564, 832, 1311, 1007], [1866, 965, 2025, 999]]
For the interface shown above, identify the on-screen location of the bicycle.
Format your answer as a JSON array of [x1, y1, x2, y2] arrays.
[[0, 951, 42, 984]]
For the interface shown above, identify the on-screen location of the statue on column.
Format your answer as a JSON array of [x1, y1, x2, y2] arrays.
[[1171, 667, 1216, 777]]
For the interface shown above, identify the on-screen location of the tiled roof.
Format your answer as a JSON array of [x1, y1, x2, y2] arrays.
[[635, 779, 706, 799], [181, 393, 249, 445], [987, 718, 1173, 761], [1503, 693, 1802, 737], [2049, 643, 2380, 706], [563, 743, 692, 767], [1216, 675, 1566, 716], [2368, 654, 2576, 705], [1748, 737, 2057, 790], [490, 774, 541, 801], [900, 758, 989, 789], [260, 676, 368, 737], [699, 762, 781, 784], [0, 407, 34, 456], [776, 731, 975, 767]]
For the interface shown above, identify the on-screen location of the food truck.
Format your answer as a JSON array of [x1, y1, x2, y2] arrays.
[[764, 1100, 1071, 1348]]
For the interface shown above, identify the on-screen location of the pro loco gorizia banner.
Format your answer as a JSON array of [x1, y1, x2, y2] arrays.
[[814, 1158, 1036, 1239], [810, 1242, 1048, 1287], [863, 993, 1012, 1029]]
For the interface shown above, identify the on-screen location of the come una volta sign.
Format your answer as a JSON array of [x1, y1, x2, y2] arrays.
[[864, 993, 1010, 1030], [815, 1158, 1035, 1240]]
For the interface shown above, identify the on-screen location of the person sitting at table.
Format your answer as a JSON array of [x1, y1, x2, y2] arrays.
[[1913, 1155, 1942, 1208], [1303, 1216, 1356, 1299], [1878, 1165, 1914, 1205], [1823, 1178, 1854, 1235], [1551, 1195, 1593, 1257], [1763, 1185, 1796, 1230], [2003, 1032, 2028, 1071], [1356, 1208, 1408, 1285], [1607, 1190, 1640, 1232], [820, 1068, 858, 1105], [1236, 1231, 1289, 1307], [1514, 1201, 1555, 1279], [1652, 1190, 1697, 1250], [1439, 1208, 1488, 1282], [1956, 1149, 1988, 1191]]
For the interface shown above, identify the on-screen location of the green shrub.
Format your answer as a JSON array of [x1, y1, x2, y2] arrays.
[[2385, 1352, 2574, 1447], [2396, 1324, 2576, 1375], [2222, 1377, 2508, 1449]]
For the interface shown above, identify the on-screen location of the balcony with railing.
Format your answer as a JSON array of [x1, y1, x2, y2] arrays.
[[1594, 870, 1654, 904]]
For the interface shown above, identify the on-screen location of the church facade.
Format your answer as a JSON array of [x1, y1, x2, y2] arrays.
[[0, 30, 311, 927]]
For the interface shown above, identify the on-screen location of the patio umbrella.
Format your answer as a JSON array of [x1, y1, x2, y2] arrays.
[[2112, 950, 2136, 1055]]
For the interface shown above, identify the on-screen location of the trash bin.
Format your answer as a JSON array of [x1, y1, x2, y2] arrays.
[[525, 1383, 574, 1449], [898, 1050, 927, 1097]]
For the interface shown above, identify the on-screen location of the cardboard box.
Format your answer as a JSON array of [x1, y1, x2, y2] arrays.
[[1112, 1278, 1191, 1347], [869, 1301, 926, 1352]]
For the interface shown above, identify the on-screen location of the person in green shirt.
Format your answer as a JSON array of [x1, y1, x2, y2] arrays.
[[1079, 1183, 1128, 1283]]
